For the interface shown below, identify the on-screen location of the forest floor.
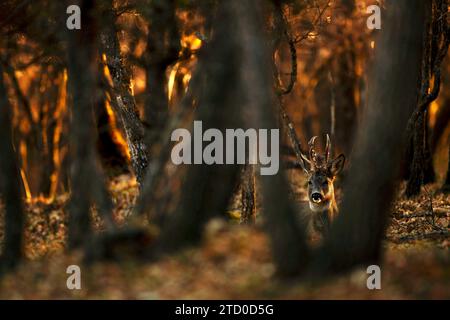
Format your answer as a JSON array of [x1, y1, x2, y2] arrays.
[[0, 170, 449, 299]]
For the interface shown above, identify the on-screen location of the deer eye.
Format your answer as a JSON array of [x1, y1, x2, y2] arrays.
[[322, 181, 328, 187], [308, 181, 312, 185]]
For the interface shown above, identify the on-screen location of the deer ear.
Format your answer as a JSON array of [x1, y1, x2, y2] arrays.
[[329, 154, 345, 176]]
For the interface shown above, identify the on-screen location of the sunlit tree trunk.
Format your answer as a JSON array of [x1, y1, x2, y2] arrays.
[[100, 1, 149, 186], [310, 0, 427, 274], [0, 63, 25, 273]]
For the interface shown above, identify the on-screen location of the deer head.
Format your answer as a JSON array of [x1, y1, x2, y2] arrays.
[[299, 134, 345, 218]]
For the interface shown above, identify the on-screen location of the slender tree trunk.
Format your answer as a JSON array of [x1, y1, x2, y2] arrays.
[[406, 112, 427, 196], [100, 2, 149, 186], [405, 0, 447, 195], [0, 62, 25, 273], [310, 0, 427, 274]]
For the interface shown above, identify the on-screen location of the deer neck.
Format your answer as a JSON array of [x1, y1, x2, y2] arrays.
[[323, 189, 338, 221]]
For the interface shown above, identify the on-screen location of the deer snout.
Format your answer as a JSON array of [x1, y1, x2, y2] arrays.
[[311, 192, 323, 203]]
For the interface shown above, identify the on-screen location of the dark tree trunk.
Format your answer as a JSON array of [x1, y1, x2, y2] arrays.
[[99, 2, 149, 186], [66, 0, 115, 249], [310, 0, 427, 275], [66, 0, 97, 248], [405, 0, 447, 196], [0, 62, 25, 273], [333, 0, 357, 157], [236, 0, 309, 276], [144, 0, 180, 145], [333, 45, 357, 156], [406, 112, 427, 197]]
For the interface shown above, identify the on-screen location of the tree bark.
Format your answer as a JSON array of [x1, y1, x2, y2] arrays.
[[0, 62, 25, 273], [100, 2, 149, 186], [239, 165, 256, 225]]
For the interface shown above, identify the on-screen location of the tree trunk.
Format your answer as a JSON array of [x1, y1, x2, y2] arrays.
[[333, 34, 357, 156], [237, 0, 309, 276], [144, 0, 180, 146], [153, 1, 243, 254], [405, 0, 447, 195], [66, 0, 115, 248], [406, 112, 427, 197], [100, 2, 149, 186], [0, 62, 25, 274], [239, 165, 256, 224], [310, 0, 427, 275]]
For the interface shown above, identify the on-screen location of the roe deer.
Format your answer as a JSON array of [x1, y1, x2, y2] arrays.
[[299, 134, 345, 234]]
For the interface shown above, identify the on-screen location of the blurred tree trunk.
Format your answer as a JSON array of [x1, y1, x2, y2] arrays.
[[333, 0, 357, 156], [405, 0, 448, 196], [243, 0, 309, 276], [310, 0, 427, 274], [0, 63, 25, 273], [66, 0, 115, 249], [144, 0, 180, 145], [100, 1, 149, 186], [154, 1, 243, 254]]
